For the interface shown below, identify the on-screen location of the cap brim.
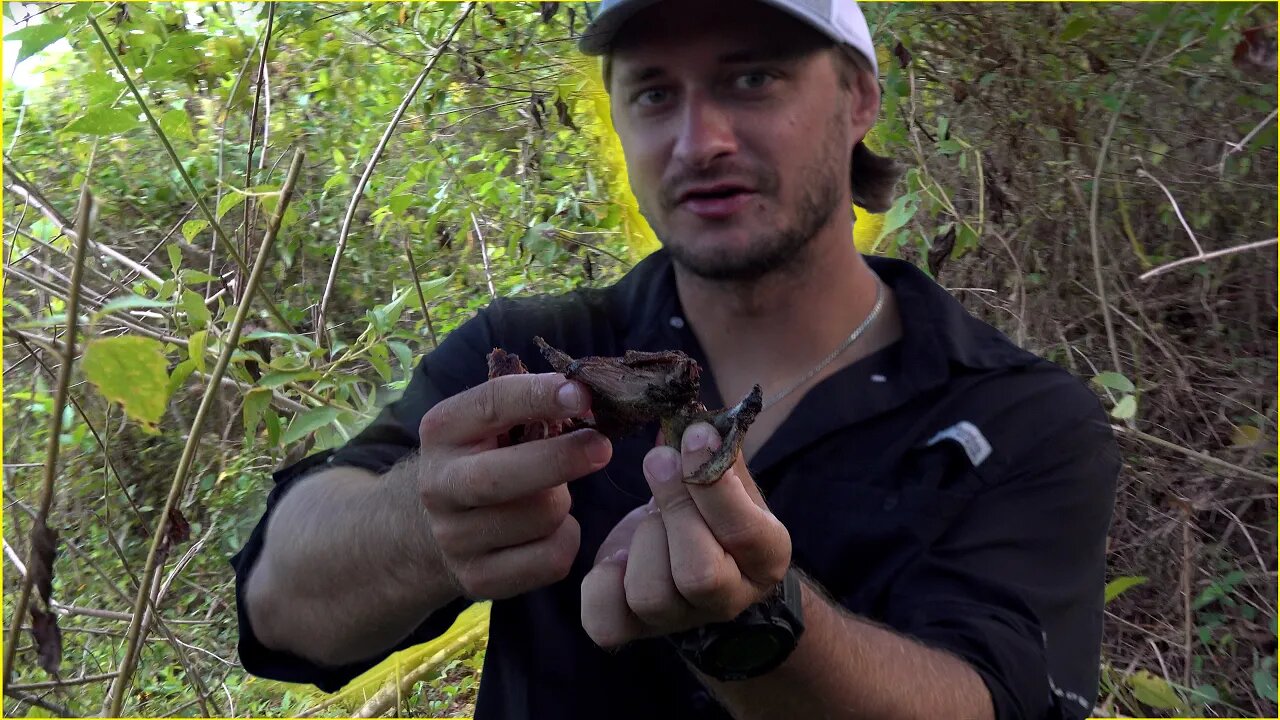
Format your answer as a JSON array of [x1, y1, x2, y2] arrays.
[[577, 0, 666, 55]]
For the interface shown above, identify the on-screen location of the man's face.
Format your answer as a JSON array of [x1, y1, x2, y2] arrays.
[[607, 0, 871, 282]]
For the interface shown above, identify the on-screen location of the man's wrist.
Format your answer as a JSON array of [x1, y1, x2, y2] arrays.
[[667, 568, 806, 681]]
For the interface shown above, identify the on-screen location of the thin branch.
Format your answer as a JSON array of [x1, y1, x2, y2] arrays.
[[1138, 237, 1278, 281], [402, 230, 440, 348], [317, 2, 475, 347], [1218, 107, 1278, 177], [5, 689, 76, 717], [1110, 424, 1275, 485], [104, 150, 305, 716], [473, 212, 497, 299], [241, 2, 277, 297], [2, 165, 163, 283], [1136, 166, 1202, 255], [1087, 22, 1166, 378], [1, 178, 96, 687], [7, 672, 118, 692]]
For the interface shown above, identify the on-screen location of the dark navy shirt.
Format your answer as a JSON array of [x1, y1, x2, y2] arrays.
[[231, 249, 1119, 720]]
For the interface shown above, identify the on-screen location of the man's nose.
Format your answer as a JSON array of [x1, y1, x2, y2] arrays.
[[671, 94, 737, 169]]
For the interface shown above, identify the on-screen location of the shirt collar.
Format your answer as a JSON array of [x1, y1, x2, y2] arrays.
[[605, 248, 1040, 477], [611, 248, 1036, 377]]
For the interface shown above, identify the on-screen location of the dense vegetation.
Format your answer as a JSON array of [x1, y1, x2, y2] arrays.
[[2, 2, 1275, 717]]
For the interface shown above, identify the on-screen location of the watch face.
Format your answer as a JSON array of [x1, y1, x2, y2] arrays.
[[708, 625, 793, 674]]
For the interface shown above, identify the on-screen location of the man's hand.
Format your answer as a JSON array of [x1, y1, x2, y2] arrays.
[[418, 373, 613, 600], [581, 422, 792, 647]]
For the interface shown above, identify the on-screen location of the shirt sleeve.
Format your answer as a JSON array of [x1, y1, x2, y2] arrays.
[[228, 309, 498, 693], [880, 399, 1120, 720]]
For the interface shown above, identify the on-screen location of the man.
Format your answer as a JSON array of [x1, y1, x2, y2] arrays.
[[232, 1, 1120, 718]]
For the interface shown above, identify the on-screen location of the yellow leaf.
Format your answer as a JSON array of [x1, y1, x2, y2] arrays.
[[1231, 424, 1262, 448], [83, 337, 172, 429], [1129, 669, 1185, 710]]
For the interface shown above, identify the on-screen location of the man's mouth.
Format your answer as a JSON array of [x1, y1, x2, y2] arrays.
[[677, 184, 758, 219]]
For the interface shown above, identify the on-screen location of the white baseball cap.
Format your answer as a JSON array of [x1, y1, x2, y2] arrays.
[[578, 0, 878, 76]]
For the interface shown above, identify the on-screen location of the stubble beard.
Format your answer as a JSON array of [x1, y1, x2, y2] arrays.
[[647, 110, 850, 284]]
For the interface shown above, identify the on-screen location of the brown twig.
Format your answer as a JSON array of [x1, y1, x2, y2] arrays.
[[1138, 237, 1278, 281], [5, 689, 76, 717], [317, 2, 475, 347], [1088, 22, 1166, 377], [240, 2, 277, 297], [1, 180, 96, 687], [6, 671, 119, 691], [1111, 424, 1275, 485], [473, 212, 498, 299], [103, 150, 306, 716], [402, 229, 440, 348]]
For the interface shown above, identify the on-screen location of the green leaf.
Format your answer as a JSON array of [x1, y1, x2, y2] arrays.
[[166, 356, 198, 396], [936, 139, 964, 155], [265, 410, 282, 446], [418, 274, 453, 303], [243, 388, 272, 442], [283, 406, 341, 446], [874, 192, 919, 248], [1193, 570, 1247, 610], [256, 369, 320, 389], [1110, 394, 1137, 420], [95, 295, 174, 317], [1128, 670, 1184, 710], [242, 330, 318, 351], [1059, 17, 1091, 42], [1092, 371, 1135, 393], [181, 290, 210, 330], [1254, 658, 1278, 702], [182, 219, 210, 242], [167, 244, 182, 272], [180, 269, 221, 284], [1189, 684, 1220, 706], [368, 344, 392, 382], [64, 107, 141, 136], [83, 337, 172, 429], [6, 22, 68, 64], [159, 108, 193, 141], [188, 330, 207, 374], [323, 172, 349, 191], [1104, 575, 1147, 603], [389, 341, 414, 379], [216, 192, 246, 220], [390, 194, 415, 216]]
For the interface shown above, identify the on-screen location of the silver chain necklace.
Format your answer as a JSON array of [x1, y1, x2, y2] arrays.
[[762, 280, 886, 410]]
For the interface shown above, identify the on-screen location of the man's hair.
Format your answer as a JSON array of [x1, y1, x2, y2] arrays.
[[599, 44, 903, 213], [832, 46, 904, 213]]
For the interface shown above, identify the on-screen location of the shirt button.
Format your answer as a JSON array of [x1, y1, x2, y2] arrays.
[[669, 316, 686, 329], [690, 690, 712, 710], [883, 494, 899, 511]]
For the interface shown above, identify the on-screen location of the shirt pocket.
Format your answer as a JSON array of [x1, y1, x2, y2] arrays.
[[778, 442, 979, 611]]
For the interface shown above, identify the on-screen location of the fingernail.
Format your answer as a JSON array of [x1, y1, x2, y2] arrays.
[[644, 449, 679, 484], [607, 548, 629, 564], [683, 425, 718, 453], [558, 382, 584, 411]]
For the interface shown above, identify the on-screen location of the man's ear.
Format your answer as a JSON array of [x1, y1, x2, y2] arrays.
[[849, 68, 880, 144]]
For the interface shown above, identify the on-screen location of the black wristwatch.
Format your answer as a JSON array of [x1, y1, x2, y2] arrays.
[[666, 567, 806, 681]]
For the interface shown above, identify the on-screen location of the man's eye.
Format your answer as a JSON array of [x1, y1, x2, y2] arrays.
[[735, 72, 774, 90], [635, 88, 670, 107]]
